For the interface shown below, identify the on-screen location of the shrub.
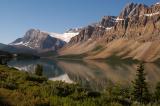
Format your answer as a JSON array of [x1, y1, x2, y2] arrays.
[[35, 64, 43, 76], [87, 91, 101, 98], [25, 74, 47, 83], [155, 82, 160, 102]]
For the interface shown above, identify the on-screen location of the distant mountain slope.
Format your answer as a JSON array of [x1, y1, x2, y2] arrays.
[[10, 29, 66, 53], [0, 43, 22, 53], [0, 43, 37, 55], [59, 2, 160, 62], [0, 43, 16, 52]]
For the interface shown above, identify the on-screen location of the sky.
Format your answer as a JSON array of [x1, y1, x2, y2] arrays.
[[0, 0, 159, 44]]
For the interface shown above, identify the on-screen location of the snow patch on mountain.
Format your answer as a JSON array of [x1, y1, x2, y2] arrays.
[[10, 41, 31, 48], [50, 32, 79, 43], [155, 2, 160, 5], [11, 41, 23, 45], [105, 27, 113, 31], [143, 11, 160, 17], [10, 29, 66, 51], [115, 17, 124, 22]]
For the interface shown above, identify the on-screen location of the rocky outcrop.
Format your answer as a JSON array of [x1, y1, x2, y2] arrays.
[[100, 16, 117, 27], [105, 2, 160, 42], [69, 26, 95, 44], [59, 2, 160, 62], [69, 16, 117, 44], [68, 2, 160, 43]]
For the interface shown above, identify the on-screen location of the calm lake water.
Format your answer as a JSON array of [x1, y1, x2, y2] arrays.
[[7, 58, 160, 91]]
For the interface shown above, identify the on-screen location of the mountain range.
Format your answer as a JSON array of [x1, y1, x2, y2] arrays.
[[59, 2, 160, 62], [4, 28, 79, 54], [0, 2, 160, 62]]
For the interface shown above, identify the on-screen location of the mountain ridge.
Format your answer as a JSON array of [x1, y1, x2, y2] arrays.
[[59, 2, 160, 62], [2, 2, 160, 62]]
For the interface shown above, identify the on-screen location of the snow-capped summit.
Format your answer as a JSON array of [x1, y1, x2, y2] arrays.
[[10, 29, 66, 52], [49, 28, 80, 42], [9, 28, 81, 52], [50, 32, 79, 43], [155, 2, 160, 5]]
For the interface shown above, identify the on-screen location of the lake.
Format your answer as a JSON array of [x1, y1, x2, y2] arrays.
[[7, 58, 160, 91]]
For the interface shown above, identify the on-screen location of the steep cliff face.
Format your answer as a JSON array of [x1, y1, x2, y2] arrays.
[[69, 16, 117, 44], [104, 2, 160, 42], [59, 2, 160, 62]]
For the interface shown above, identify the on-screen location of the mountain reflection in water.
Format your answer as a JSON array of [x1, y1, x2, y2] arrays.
[[7, 58, 160, 91]]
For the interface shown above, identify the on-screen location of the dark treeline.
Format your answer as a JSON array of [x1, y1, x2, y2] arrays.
[[0, 50, 13, 65]]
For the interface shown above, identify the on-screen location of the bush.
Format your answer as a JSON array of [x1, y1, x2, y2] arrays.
[[87, 91, 101, 98], [35, 64, 43, 76], [155, 82, 160, 102], [25, 74, 47, 83], [0, 82, 17, 90]]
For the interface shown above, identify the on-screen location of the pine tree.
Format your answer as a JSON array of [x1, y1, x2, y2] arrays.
[[35, 64, 43, 76], [132, 63, 150, 104]]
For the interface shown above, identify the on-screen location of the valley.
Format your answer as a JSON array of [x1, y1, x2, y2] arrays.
[[0, 1, 160, 106]]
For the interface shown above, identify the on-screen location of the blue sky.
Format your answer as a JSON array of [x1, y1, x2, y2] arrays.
[[0, 0, 159, 44]]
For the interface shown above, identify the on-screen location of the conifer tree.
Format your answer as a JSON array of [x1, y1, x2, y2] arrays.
[[35, 64, 43, 76], [132, 63, 150, 104]]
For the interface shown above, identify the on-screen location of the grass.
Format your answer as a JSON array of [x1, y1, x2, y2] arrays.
[[0, 65, 160, 106]]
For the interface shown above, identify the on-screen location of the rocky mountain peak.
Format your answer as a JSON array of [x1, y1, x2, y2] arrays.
[[24, 29, 48, 39], [68, 16, 117, 44], [119, 2, 138, 18], [60, 2, 160, 62], [10, 29, 66, 52], [154, 2, 160, 5], [151, 2, 160, 12], [100, 16, 117, 27], [119, 2, 149, 18], [119, 2, 160, 19]]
